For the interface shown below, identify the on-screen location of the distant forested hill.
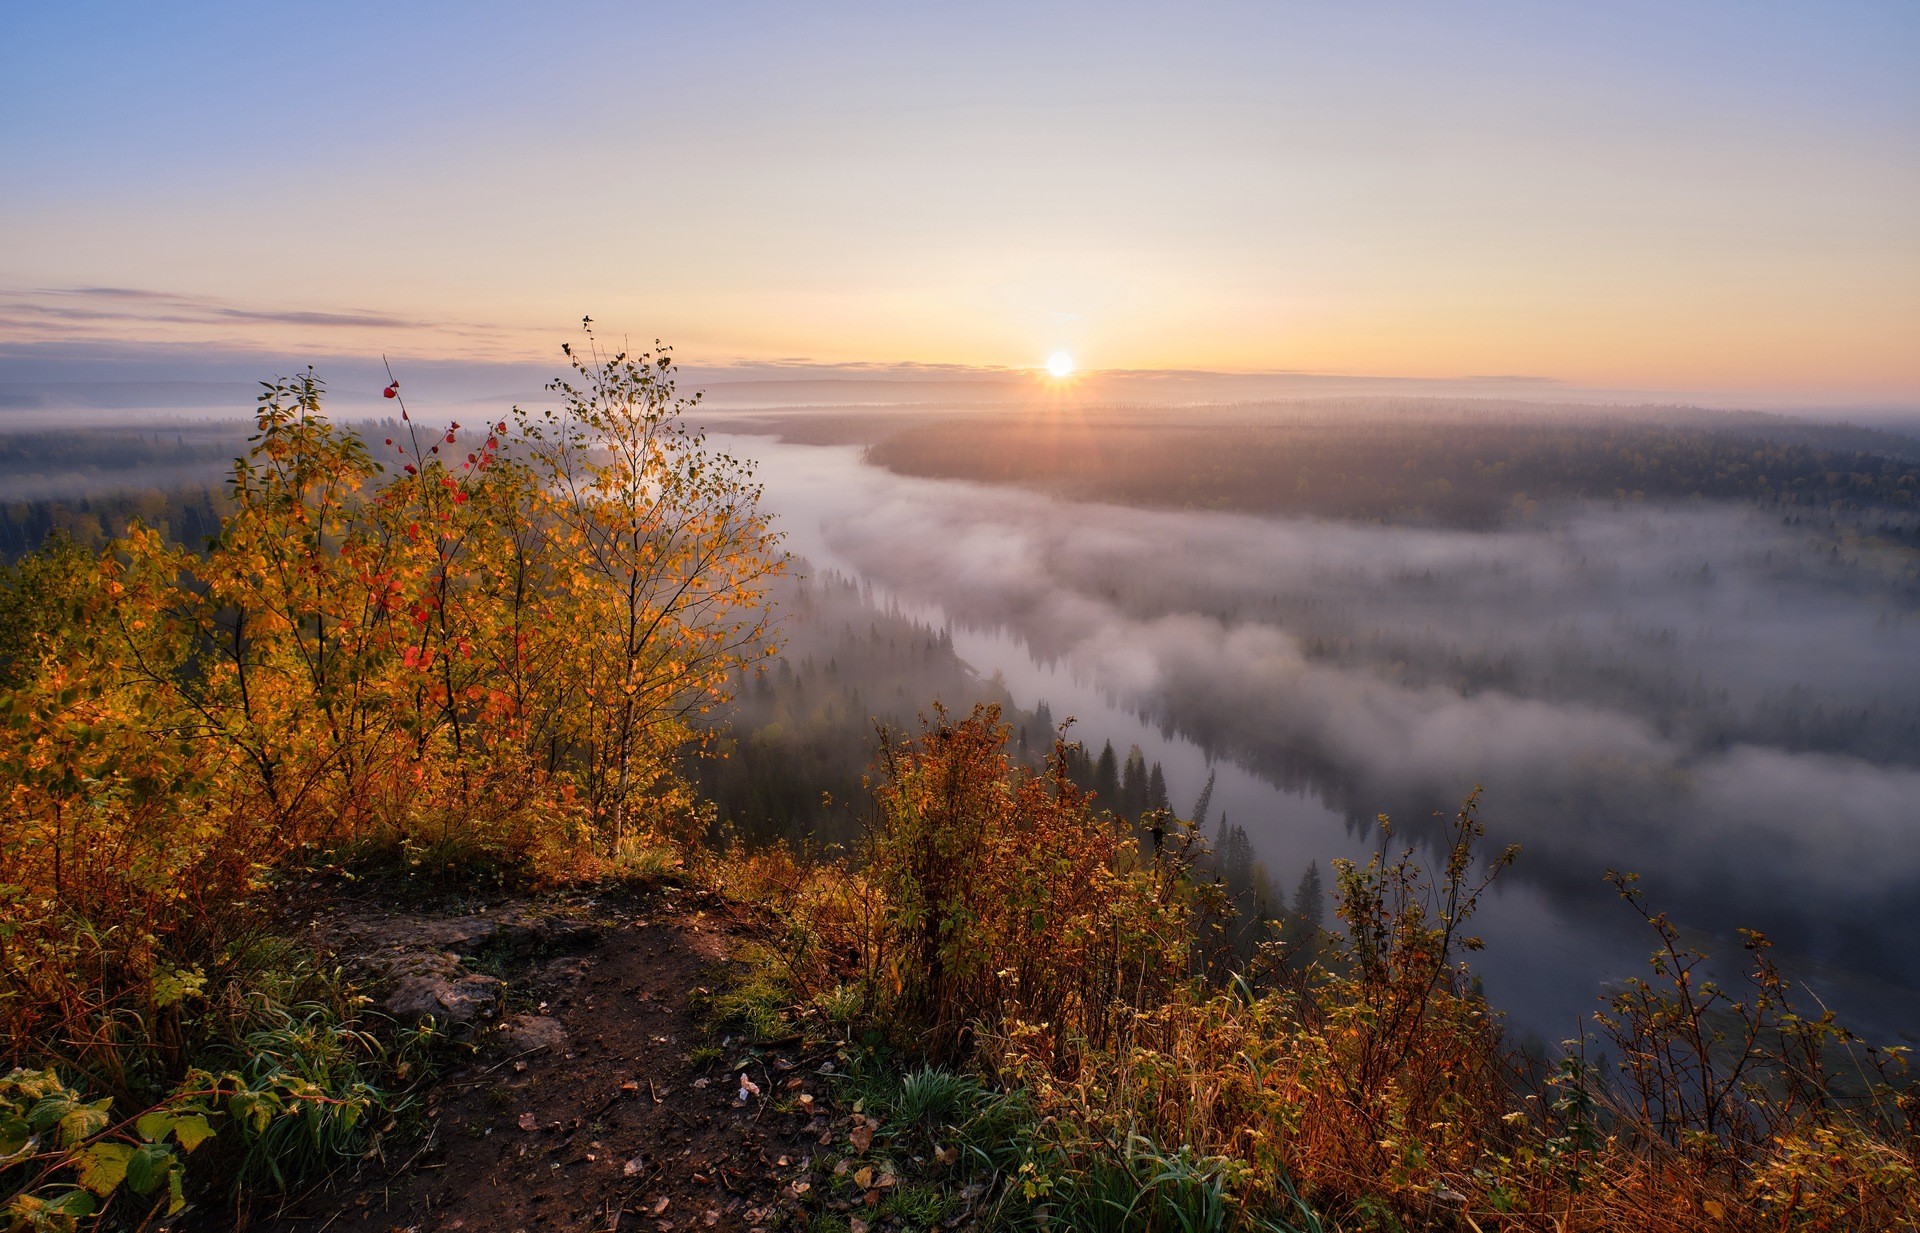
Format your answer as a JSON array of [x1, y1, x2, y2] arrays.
[[865, 404, 1920, 529], [0, 422, 247, 555]]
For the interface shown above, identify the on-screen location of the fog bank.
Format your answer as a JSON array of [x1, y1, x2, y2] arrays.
[[733, 437, 1920, 994]]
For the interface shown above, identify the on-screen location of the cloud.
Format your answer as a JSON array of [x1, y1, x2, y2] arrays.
[[0, 287, 530, 363], [14, 286, 422, 330]]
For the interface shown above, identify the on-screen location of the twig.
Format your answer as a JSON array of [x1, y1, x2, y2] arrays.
[[437, 1046, 549, 1092]]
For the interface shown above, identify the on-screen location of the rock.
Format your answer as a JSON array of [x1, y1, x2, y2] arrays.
[[385, 971, 504, 1026], [497, 1013, 570, 1052], [301, 898, 599, 1031]]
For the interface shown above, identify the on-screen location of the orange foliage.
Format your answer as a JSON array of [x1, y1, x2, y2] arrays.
[[0, 333, 783, 1075]]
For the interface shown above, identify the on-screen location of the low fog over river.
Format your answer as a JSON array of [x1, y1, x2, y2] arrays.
[[714, 430, 1920, 1048]]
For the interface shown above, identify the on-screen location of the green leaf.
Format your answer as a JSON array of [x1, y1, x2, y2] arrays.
[[135, 1110, 173, 1142], [43, 1188, 100, 1219], [168, 1165, 187, 1215], [75, 1141, 132, 1195], [0, 1115, 31, 1159], [57, 1099, 111, 1147], [4, 1068, 62, 1102], [171, 1113, 215, 1152], [125, 1141, 175, 1195], [152, 966, 206, 1009], [24, 1095, 74, 1132]]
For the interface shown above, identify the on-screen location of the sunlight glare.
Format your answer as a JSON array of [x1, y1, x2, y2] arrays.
[[1046, 350, 1075, 379]]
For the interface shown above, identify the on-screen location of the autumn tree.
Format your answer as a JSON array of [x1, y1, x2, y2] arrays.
[[518, 326, 784, 848]]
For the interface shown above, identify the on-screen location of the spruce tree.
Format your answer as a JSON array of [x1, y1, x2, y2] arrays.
[[1120, 745, 1149, 817], [1092, 740, 1120, 809], [1190, 768, 1217, 829], [1292, 862, 1326, 937]]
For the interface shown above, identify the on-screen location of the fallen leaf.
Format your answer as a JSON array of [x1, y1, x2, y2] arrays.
[[516, 1113, 538, 1132], [652, 1195, 671, 1214], [624, 1155, 646, 1177], [854, 1166, 874, 1189], [848, 1124, 874, 1153]]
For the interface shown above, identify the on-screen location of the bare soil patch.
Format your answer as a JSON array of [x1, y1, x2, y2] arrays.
[[258, 882, 848, 1233]]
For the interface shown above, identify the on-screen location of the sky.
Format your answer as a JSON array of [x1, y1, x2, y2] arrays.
[[3, 2, 1917, 404]]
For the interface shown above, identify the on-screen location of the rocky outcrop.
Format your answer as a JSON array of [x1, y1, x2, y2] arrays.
[[298, 899, 602, 1030]]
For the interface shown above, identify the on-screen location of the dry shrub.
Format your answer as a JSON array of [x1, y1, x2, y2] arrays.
[[757, 704, 1193, 1065], [988, 801, 1517, 1226], [762, 712, 1918, 1231]]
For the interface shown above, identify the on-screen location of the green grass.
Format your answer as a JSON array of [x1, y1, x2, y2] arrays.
[[823, 1053, 1325, 1233], [701, 942, 792, 1042]]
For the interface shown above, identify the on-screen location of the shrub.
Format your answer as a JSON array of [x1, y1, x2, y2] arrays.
[[0, 328, 783, 1225], [760, 712, 1919, 1231], [795, 704, 1194, 1065]]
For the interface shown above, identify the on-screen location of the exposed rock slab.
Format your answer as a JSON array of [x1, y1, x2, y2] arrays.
[[294, 897, 603, 1030]]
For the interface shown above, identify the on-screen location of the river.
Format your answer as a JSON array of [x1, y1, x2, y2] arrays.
[[713, 430, 1920, 1048]]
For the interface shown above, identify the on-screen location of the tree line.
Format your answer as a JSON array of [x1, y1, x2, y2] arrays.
[[867, 407, 1920, 528]]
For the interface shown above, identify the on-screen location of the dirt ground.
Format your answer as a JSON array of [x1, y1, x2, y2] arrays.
[[258, 883, 853, 1233]]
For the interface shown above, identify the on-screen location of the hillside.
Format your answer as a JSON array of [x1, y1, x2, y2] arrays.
[[3, 356, 1916, 1233]]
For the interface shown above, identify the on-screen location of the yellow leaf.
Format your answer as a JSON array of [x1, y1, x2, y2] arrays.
[[76, 1142, 132, 1196]]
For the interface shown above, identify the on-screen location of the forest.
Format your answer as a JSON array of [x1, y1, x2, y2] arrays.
[[865, 403, 1920, 530]]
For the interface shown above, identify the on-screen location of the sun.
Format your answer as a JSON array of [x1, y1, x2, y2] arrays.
[[1045, 350, 1075, 378]]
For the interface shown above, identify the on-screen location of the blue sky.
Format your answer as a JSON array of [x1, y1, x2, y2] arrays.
[[4, 2, 1917, 400]]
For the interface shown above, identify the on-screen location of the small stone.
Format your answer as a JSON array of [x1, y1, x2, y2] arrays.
[[497, 1014, 570, 1052]]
